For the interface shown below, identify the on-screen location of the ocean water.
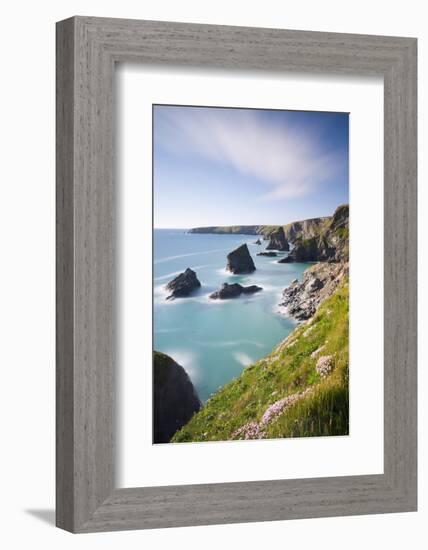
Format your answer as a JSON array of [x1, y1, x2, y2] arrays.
[[154, 229, 310, 402]]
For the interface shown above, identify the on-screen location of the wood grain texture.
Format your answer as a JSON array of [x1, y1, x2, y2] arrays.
[[56, 16, 417, 533]]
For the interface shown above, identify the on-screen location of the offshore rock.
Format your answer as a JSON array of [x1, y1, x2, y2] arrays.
[[165, 268, 201, 300], [226, 244, 256, 274], [209, 282, 262, 300], [257, 251, 277, 257]]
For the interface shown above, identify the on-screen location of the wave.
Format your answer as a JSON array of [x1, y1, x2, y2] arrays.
[[233, 352, 254, 366], [194, 339, 264, 349], [154, 248, 229, 265], [154, 264, 212, 282], [163, 349, 200, 383]]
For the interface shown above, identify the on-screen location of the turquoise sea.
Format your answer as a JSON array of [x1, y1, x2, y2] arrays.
[[154, 229, 310, 402]]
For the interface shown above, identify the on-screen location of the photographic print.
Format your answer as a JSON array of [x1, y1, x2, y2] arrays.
[[153, 105, 349, 444]]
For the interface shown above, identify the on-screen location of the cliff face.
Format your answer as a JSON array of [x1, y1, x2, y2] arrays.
[[265, 226, 290, 251], [153, 351, 201, 443], [282, 216, 330, 242], [281, 205, 349, 263]]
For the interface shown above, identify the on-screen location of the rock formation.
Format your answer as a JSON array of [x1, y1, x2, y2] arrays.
[[265, 227, 290, 251], [209, 282, 262, 300], [282, 216, 329, 243], [226, 244, 256, 274], [165, 268, 201, 300], [257, 251, 277, 257], [279, 205, 349, 263], [254, 238, 262, 245], [153, 351, 201, 443], [280, 262, 349, 320], [187, 206, 347, 249]]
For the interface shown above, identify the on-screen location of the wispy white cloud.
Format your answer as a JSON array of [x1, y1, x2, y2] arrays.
[[155, 107, 345, 200]]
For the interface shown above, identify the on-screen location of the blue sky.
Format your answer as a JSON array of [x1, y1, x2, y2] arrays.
[[153, 105, 349, 228]]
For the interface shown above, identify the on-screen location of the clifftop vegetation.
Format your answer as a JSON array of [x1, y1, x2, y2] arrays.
[[172, 279, 349, 443]]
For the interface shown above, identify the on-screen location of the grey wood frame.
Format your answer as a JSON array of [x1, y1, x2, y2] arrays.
[[56, 16, 417, 533]]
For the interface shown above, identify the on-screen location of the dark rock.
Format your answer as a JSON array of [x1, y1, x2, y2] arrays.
[[165, 268, 201, 300], [254, 238, 262, 245], [226, 244, 256, 274], [209, 282, 262, 300], [278, 236, 335, 263], [266, 227, 290, 251], [278, 255, 292, 263], [153, 351, 201, 443], [257, 251, 277, 257]]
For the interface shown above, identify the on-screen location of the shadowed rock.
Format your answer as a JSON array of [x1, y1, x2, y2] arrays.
[[266, 227, 290, 251], [254, 238, 262, 245], [209, 282, 262, 300], [279, 205, 349, 263], [153, 351, 201, 443], [165, 268, 201, 300], [226, 244, 256, 274], [257, 251, 277, 257]]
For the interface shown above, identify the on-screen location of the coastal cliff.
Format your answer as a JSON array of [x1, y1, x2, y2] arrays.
[[153, 351, 201, 443], [170, 204, 349, 443], [187, 210, 340, 243], [279, 205, 349, 263], [188, 225, 260, 235]]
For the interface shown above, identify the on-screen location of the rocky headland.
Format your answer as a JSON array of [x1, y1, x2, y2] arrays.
[[278, 205, 349, 264], [280, 262, 349, 320], [165, 268, 201, 300], [188, 206, 347, 249], [226, 243, 256, 274], [153, 351, 201, 443], [209, 282, 262, 300], [188, 225, 259, 235]]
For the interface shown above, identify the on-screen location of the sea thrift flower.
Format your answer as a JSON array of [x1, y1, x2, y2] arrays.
[[232, 387, 315, 440], [316, 355, 334, 378]]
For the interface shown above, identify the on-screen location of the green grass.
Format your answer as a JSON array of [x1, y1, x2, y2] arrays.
[[172, 279, 349, 443]]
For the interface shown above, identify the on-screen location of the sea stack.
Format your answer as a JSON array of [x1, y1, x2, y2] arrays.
[[266, 227, 290, 251], [153, 351, 201, 443], [165, 268, 201, 300], [257, 251, 277, 257], [226, 244, 256, 274], [209, 282, 262, 300]]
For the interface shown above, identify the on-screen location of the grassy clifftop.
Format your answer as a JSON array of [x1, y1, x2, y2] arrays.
[[172, 280, 349, 442]]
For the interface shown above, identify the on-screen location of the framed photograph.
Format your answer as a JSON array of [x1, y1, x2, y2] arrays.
[[56, 17, 417, 532]]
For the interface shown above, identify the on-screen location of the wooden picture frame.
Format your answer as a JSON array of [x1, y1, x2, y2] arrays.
[[56, 16, 417, 533]]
